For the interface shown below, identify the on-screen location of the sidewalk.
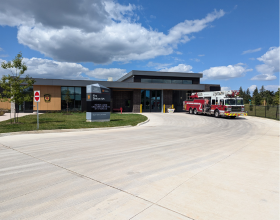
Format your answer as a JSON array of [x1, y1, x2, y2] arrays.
[[0, 112, 37, 122]]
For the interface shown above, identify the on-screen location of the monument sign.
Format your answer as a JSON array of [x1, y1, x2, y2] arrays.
[[86, 84, 111, 122]]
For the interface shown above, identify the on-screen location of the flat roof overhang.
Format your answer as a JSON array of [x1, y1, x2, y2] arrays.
[[33, 78, 205, 91], [117, 70, 203, 82]]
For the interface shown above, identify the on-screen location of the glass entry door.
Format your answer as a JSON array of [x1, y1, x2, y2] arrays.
[[141, 90, 161, 112]]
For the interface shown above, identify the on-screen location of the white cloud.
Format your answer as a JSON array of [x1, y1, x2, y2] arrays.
[[202, 63, 253, 80], [221, 86, 231, 91], [160, 64, 193, 72], [0, 47, 3, 51], [264, 85, 280, 92], [0, 0, 225, 64], [0, 59, 11, 76], [242, 48, 261, 55], [249, 85, 257, 92], [198, 54, 205, 57], [147, 62, 171, 70], [190, 58, 200, 62], [0, 0, 111, 32], [0, 58, 126, 80], [86, 68, 126, 80], [251, 47, 279, 81], [251, 73, 276, 81]]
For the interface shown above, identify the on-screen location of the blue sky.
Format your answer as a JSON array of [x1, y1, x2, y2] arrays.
[[0, 0, 279, 93]]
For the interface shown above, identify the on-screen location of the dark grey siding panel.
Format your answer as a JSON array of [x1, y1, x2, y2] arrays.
[[210, 86, 220, 91], [117, 70, 203, 82], [134, 75, 199, 84], [203, 84, 221, 92], [33, 78, 205, 91], [122, 76, 134, 82]]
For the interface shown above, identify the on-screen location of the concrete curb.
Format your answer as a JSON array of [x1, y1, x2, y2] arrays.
[[0, 125, 134, 137], [0, 114, 150, 136], [136, 118, 150, 126]]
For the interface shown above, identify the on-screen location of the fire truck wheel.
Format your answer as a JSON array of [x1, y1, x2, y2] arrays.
[[194, 108, 198, 115], [214, 110, 220, 118], [189, 108, 193, 114], [230, 116, 236, 119]]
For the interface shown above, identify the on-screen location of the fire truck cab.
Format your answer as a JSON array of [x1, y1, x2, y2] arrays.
[[183, 90, 247, 118]]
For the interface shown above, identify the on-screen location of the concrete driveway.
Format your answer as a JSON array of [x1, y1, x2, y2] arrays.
[[0, 113, 279, 220]]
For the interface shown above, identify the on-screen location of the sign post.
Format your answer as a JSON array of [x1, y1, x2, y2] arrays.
[[34, 90, 40, 129], [86, 84, 111, 122]]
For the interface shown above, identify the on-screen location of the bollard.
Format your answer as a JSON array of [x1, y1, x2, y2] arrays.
[[172, 104, 174, 109], [163, 104, 165, 113], [120, 107, 123, 114], [140, 104, 142, 113]]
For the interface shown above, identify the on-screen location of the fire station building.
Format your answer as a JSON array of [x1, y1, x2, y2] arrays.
[[0, 70, 220, 113]]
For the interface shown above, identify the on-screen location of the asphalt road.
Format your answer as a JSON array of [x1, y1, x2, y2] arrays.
[[0, 113, 279, 220]]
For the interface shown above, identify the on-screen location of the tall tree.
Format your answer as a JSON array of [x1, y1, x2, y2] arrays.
[[253, 87, 258, 98], [254, 94, 262, 105], [244, 88, 251, 104], [239, 86, 243, 94], [263, 90, 274, 105], [0, 52, 35, 123], [259, 85, 266, 97], [253, 87, 261, 105], [246, 88, 251, 97], [239, 86, 245, 100]]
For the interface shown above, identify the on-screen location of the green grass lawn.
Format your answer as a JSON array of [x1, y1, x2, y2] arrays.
[[0, 113, 147, 133]]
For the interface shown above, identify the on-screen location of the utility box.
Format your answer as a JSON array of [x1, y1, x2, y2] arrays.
[[86, 84, 111, 122]]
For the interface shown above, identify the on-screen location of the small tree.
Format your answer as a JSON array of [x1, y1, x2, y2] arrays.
[[0, 52, 35, 123], [64, 89, 72, 114]]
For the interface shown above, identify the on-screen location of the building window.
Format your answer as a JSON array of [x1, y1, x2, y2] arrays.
[[61, 87, 82, 111], [171, 79, 182, 84], [141, 78, 192, 84], [141, 79, 152, 83], [183, 80, 192, 84]]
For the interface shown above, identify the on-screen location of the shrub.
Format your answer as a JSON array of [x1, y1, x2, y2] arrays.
[[0, 109, 5, 116]]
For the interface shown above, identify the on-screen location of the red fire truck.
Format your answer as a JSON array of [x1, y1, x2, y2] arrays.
[[183, 90, 247, 118]]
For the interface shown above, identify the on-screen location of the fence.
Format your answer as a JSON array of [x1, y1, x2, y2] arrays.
[[244, 105, 279, 120]]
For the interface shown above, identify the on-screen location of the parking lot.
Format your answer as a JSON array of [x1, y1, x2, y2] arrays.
[[0, 113, 279, 220]]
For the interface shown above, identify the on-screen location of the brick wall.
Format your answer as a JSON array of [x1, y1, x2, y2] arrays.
[[163, 90, 173, 112], [112, 91, 133, 112], [133, 89, 141, 113]]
